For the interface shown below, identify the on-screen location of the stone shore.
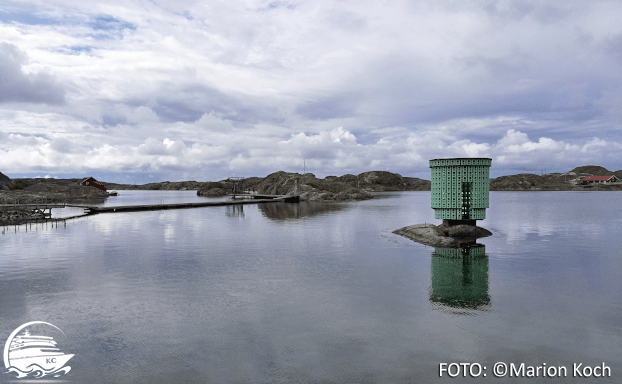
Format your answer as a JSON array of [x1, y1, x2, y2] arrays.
[[0, 208, 52, 225], [393, 223, 492, 248]]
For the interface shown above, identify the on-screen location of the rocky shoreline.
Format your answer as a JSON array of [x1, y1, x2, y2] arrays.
[[0, 164, 620, 225], [6, 165, 619, 197], [0, 185, 108, 205], [0, 207, 71, 226], [196, 171, 398, 201], [393, 223, 492, 248], [193, 171, 430, 202], [0, 174, 107, 225], [104, 171, 431, 195], [489, 166, 622, 191], [104, 165, 622, 193]]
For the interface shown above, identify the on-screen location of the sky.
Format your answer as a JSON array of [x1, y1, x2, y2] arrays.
[[0, 0, 621, 183]]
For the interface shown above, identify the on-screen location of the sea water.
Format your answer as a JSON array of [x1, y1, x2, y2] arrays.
[[0, 191, 620, 383]]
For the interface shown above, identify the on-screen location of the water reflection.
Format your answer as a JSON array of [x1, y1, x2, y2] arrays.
[[2, 219, 68, 234], [429, 244, 491, 312], [225, 204, 245, 218], [258, 201, 347, 221]]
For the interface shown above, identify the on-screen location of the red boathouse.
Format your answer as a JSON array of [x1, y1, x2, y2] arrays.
[[79, 177, 107, 192]]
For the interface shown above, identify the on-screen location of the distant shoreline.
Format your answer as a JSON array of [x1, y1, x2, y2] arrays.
[[3, 165, 622, 196]]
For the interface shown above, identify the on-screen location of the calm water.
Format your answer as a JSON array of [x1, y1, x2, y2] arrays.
[[1, 191, 621, 383]]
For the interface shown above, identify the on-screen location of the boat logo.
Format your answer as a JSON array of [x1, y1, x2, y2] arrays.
[[3, 321, 73, 379]]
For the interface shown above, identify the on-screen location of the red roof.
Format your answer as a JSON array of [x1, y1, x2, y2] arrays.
[[581, 176, 614, 181]]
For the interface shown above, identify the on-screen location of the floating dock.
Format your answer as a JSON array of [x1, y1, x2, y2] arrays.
[[73, 195, 300, 214], [0, 203, 66, 210]]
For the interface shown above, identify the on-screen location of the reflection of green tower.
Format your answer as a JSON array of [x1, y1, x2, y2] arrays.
[[429, 158, 491, 226], [429, 244, 490, 310]]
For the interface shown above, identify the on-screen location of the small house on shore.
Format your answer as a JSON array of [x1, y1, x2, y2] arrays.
[[79, 177, 107, 192], [580, 175, 620, 185]]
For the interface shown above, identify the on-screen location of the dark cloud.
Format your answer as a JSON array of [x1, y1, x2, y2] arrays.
[[151, 84, 236, 123], [50, 137, 80, 154], [0, 42, 65, 104], [483, 0, 569, 23], [149, 84, 282, 125], [459, 52, 530, 79], [534, 4, 570, 23], [378, 90, 602, 140], [152, 100, 203, 123], [605, 32, 622, 62], [102, 114, 127, 127], [296, 94, 357, 120]]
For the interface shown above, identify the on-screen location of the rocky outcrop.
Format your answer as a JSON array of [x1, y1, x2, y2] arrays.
[[341, 171, 430, 191], [0, 208, 50, 225], [326, 171, 430, 191], [393, 223, 492, 248], [243, 171, 374, 201], [11, 177, 82, 189], [0, 184, 107, 205], [196, 171, 431, 202], [436, 224, 492, 238], [7, 164, 620, 199], [198, 187, 227, 197], [490, 166, 622, 191], [108, 171, 429, 194], [195, 182, 230, 197], [0, 172, 13, 191], [109, 165, 622, 193], [572, 165, 615, 176], [105, 180, 219, 191], [489, 173, 573, 191]]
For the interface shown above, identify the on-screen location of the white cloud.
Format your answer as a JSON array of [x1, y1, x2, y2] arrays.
[[195, 112, 236, 132], [490, 129, 621, 169], [581, 137, 609, 153], [448, 140, 491, 157], [0, 0, 621, 180], [0, 42, 65, 104], [119, 105, 160, 125], [0, 119, 620, 180]]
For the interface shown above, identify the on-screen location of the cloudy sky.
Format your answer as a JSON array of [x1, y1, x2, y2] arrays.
[[0, 0, 621, 182]]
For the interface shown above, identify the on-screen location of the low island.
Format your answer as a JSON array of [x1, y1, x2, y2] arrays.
[[1, 164, 621, 226]]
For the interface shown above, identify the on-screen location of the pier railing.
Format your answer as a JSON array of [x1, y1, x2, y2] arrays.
[[0, 199, 66, 211]]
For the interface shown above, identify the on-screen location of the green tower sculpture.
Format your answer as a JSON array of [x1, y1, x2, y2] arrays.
[[429, 158, 492, 226]]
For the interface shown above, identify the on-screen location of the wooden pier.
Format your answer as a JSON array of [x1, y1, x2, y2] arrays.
[[0, 202, 66, 220], [74, 195, 300, 214], [0, 203, 66, 210], [230, 194, 293, 200]]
